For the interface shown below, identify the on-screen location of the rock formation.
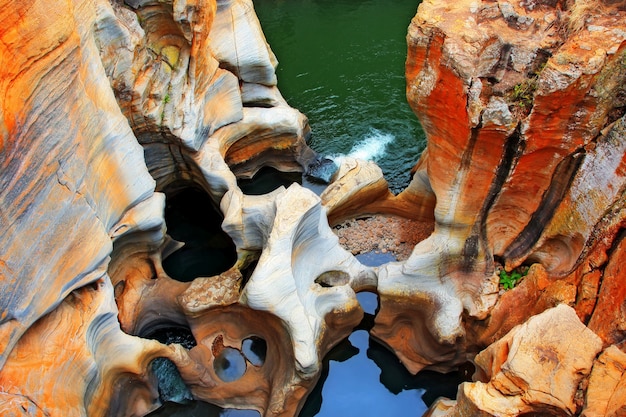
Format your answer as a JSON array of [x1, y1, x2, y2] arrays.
[[427, 304, 603, 416], [390, 0, 626, 414], [0, 0, 625, 416]]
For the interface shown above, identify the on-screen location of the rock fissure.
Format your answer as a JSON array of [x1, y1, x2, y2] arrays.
[[503, 148, 586, 266]]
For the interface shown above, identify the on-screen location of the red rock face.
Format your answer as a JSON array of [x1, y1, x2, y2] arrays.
[[405, 0, 626, 274], [393, 0, 626, 414]]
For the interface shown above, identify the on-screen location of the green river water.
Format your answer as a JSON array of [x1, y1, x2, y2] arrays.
[[254, 0, 426, 194]]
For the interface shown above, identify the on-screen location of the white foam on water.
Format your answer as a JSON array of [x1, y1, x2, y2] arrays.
[[348, 128, 394, 160], [329, 128, 394, 165]]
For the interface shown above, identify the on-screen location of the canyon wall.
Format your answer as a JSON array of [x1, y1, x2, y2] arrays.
[[392, 0, 626, 414], [1, 0, 625, 416]]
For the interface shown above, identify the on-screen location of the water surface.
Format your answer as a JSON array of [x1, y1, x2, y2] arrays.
[[253, 0, 426, 193]]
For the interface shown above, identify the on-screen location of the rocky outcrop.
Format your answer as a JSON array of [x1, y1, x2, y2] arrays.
[[582, 345, 626, 416], [427, 305, 603, 416], [0, 0, 322, 415], [370, 0, 626, 375]]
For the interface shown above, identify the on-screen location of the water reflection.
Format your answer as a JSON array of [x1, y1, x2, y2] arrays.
[[242, 336, 267, 367], [300, 329, 429, 417], [214, 347, 248, 383], [298, 286, 466, 417]]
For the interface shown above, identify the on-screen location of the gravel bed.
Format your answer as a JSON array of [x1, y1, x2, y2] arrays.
[[332, 215, 435, 261]]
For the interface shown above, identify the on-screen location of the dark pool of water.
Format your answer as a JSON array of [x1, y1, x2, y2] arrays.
[[237, 165, 329, 196], [238, 167, 303, 195], [253, 0, 426, 194], [147, 291, 466, 417], [162, 187, 237, 282]]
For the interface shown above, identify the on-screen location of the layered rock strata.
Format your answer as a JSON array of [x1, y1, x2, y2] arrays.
[[1, 0, 626, 416], [0, 0, 326, 415], [391, 0, 626, 414], [374, 0, 626, 373]]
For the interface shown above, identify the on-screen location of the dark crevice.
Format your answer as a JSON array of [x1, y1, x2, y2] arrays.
[[240, 259, 258, 290], [503, 149, 586, 261], [479, 123, 526, 262], [476, 124, 526, 268], [461, 124, 525, 273], [242, 102, 274, 109], [492, 43, 513, 83], [162, 185, 237, 282], [482, 124, 525, 223], [144, 325, 198, 349], [459, 126, 481, 171], [237, 166, 302, 195]]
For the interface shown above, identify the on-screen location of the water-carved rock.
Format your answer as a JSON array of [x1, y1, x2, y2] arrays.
[[428, 305, 603, 416], [1, 0, 626, 416]]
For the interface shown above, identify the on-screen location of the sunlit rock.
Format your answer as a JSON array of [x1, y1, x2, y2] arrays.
[[321, 157, 436, 229], [427, 305, 602, 416], [0, 0, 317, 414], [2, 0, 626, 415], [582, 345, 626, 417], [241, 184, 373, 376], [0, 276, 179, 417], [374, 0, 626, 375], [0, 0, 156, 375]]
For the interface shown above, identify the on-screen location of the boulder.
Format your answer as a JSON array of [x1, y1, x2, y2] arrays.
[[427, 305, 603, 416]]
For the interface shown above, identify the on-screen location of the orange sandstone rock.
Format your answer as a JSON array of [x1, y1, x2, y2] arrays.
[[429, 305, 603, 417], [582, 345, 626, 417]]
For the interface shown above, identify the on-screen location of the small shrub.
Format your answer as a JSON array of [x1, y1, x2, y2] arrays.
[[511, 79, 536, 110], [499, 266, 529, 290]]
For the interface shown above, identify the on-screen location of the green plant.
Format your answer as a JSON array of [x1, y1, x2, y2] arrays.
[[160, 94, 171, 125], [509, 60, 546, 113], [499, 266, 529, 290], [511, 79, 536, 110]]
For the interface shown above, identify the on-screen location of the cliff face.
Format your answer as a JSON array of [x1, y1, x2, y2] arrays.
[[1, 0, 626, 416], [393, 0, 626, 414], [0, 0, 321, 415]]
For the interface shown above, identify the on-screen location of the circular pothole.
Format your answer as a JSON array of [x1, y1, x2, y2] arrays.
[[242, 336, 267, 367], [214, 347, 247, 382]]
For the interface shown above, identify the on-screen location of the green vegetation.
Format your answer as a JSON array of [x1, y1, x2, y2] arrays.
[[499, 266, 529, 290], [509, 61, 546, 113], [511, 80, 536, 110], [160, 94, 170, 126]]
